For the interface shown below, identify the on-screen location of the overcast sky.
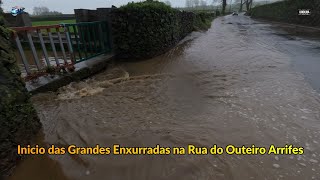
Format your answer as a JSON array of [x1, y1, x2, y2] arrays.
[[2, 0, 268, 14], [2, 0, 188, 14]]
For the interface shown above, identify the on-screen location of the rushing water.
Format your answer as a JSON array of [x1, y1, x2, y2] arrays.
[[8, 15, 320, 180]]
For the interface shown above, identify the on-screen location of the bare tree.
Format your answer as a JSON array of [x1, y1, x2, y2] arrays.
[[245, 0, 253, 11], [250, 0, 253, 10], [33, 6, 49, 16], [222, 0, 227, 14], [33, 6, 62, 16], [235, 0, 245, 12]]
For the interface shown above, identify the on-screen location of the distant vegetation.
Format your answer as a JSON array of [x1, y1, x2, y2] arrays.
[[29, 5, 75, 26], [32, 6, 62, 16], [178, 0, 277, 14]]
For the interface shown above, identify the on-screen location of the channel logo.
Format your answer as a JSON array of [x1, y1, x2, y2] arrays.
[[298, 9, 311, 16], [11, 6, 25, 16]]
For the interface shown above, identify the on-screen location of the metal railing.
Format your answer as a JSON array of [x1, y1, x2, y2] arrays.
[[63, 21, 111, 63], [12, 21, 111, 80]]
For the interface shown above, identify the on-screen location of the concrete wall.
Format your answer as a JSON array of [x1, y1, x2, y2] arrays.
[[74, 8, 113, 22], [3, 13, 32, 27], [0, 20, 41, 177]]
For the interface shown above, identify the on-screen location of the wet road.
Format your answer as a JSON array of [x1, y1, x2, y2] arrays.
[[9, 14, 320, 180]]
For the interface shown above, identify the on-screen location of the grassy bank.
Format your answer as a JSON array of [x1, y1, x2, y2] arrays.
[[32, 19, 76, 26]]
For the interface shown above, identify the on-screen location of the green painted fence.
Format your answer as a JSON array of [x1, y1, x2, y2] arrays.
[[63, 21, 112, 63]]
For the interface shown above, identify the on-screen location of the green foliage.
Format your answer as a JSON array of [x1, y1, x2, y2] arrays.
[[251, 0, 320, 27], [120, 0, 174, 13], [215, 10, 221, 16], [193, 12, 215, 31], [0, 16, 5, 27], [111, 0, 214, 60]]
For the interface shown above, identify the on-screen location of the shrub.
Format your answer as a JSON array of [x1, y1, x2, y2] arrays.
[[111, 0, 214, 60]]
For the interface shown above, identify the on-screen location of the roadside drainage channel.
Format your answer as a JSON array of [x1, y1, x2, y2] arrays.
[[26, 54, 115, 95]]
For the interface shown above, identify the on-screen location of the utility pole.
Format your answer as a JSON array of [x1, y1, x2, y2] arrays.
[[229, 0, 232, 12]]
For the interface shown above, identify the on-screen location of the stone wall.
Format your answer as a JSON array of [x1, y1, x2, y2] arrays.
[[3, 13, 32, 27], [0, 19, 41, 177]]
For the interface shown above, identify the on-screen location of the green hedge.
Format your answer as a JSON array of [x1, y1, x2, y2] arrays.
[[251, 0, 320, 27], [193, 12, 215, 30], [30, 14, 75, 22], [111, 0, 214, 60]]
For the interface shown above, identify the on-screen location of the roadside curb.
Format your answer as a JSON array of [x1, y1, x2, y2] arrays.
[[27, 54, 115, 95]]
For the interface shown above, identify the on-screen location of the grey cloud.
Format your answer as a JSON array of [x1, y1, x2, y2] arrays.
[[2, 0, 186, 14]]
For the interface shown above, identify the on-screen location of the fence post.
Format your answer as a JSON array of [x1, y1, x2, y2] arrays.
[[27, 31, 42, 70], [62, 24, 75, 64], [56, 27, 68, 64], [37, 29, 51, 67], [47, 29, 60, 66], [14, 34, 31, 74]]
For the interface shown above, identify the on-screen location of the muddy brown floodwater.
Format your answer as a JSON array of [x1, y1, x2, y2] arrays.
[[8, 15, 320, 180]]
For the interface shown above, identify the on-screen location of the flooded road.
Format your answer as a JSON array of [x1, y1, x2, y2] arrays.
[[9, 15, 320, 180]]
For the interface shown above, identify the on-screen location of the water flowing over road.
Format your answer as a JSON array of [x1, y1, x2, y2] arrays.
[[9, 15, 320, 180]]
